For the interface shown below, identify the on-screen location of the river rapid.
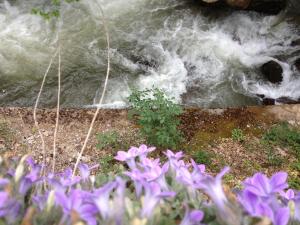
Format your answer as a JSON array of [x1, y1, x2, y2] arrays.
[[0, 0, 299, 108]]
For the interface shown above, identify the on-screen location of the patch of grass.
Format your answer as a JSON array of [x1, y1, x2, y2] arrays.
[[266, 149, 284, 166], [243, 159, 263, 172], [262, 122, 300, 159], [99, 154, 114, 172], [193, 150, 213, 165], [96, 130, 119, 150], [291, 160, 300, 171], [231, 128, 245, 142], [96, 129, 146, 153], [288, 176, 300, 190], [223, 174, 235, 185]]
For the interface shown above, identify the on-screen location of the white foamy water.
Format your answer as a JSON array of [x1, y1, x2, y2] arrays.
[[0, 0, 299, 107]]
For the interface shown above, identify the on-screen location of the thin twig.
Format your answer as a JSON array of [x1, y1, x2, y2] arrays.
[[72, 3, 110, 177], [52, 45, 61, 173], [33, 48, 59, 176]]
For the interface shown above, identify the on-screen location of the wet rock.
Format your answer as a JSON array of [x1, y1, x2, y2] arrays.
[[262, 98, 276, 105], [295, 58, 300, 71], [261, 60, 283, 84], [247, 0, 286, 14], [196, 0, 286, 14], [291, 39, 300, 47], [276, 96, 300, 104], [130, 55, 158, 69], [226, 0, 251, 9]]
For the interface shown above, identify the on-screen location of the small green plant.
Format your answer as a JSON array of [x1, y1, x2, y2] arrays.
[[193, 150, 213, 165], [263, 122, 300, 159], [266, 149, 284, 166], [96, 131, 119, 150], [31, 0, 80, 20], [128, 88, 183, 149], [99, 154, 114, 172], [231, 128, 245, 142]]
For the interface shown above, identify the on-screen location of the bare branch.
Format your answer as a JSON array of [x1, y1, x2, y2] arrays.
[[33, 48, 59, 176], [72, 3, 110, 176], [52, 45, 61, 173]]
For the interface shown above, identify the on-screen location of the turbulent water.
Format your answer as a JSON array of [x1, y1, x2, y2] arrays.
[[0, 0, 299, 108]]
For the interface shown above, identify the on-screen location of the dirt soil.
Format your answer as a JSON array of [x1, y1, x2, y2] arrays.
[[0, 105, 300, 186]]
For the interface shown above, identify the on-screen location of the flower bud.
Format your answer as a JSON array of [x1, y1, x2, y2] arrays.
[[14, 155, 28, 183], [46, 190, 55, 212]]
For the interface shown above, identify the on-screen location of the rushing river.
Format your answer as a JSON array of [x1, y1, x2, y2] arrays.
[[0, 0, 299, 108]]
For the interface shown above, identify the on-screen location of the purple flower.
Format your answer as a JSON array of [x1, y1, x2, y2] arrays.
[[93, 181, 117, 220], [115, 148, 138, 169], [0, 192, 22, 223], [0, 178, 9, 188], [295, 197, 300, 221], [197, 167, 230, 208], [239, 177, 291, 225], [78, 163, 99, 180], [112, 177, 126, 225], [164, 150, 185, 172], [140, 158, 169, 190], [134, 144, 155, 160], [32, 194, 48, 211], [140, 182, 175, 218], [18, 164, 42, 194], [243, 172, 288, 198], [49, 168, 81, 191], [115, 145, 155, 169], [55, 190, 97, 225], [124, 169, 144, 197], [280, 189, 295, 200], [180, 207, 204, 225], [256, 204, 289, 225]]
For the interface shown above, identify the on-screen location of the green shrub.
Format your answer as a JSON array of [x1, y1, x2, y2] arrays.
[[193, 150, 213, 165], [231, 128, 245, 142], [128, 88, 183, 149], [263, 122, 300, 159], [96, 130, 119, 150]]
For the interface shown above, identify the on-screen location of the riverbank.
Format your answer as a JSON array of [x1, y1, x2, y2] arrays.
[[0, 105, 299, 188]]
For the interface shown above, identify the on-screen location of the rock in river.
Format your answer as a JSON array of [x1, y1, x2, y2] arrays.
[[261, 60, 283, 84]]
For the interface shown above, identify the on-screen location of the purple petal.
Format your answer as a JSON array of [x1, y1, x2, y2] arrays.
[[114, 151, 128, 161], [189, 210, 204, 222], [274, 207, 289, 225], [270, 172, 288, 192]]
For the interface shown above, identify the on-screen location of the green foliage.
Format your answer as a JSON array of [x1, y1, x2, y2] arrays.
[[96, 154, 124, 185], [288, 176, 300, 190], [262, 122, 300, 159], [96, 130, 119, 150], [231, 128, 245, 142], [31, 0, 80, 20], [266, 149, 284, 166], [99, 154, 114, 172], [128, 88, 183, 149], [291, 160, 300, 171], [193, 150, 213, 165]]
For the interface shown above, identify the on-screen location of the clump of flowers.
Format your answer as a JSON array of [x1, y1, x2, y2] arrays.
[[0, 144, 299, 225]]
